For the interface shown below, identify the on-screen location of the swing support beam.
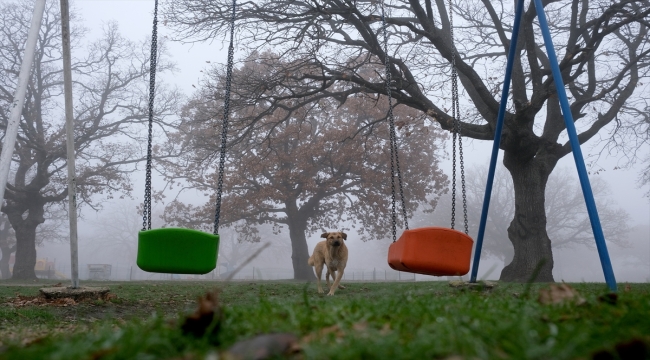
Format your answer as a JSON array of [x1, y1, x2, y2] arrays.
[[469, 0, 617, 291]]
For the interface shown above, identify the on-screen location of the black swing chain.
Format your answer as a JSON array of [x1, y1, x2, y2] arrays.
[[142, 0, 158, 231], [213, 0, 237, 235], [448, 0, 468, 234], [381, 0, 409, 243]]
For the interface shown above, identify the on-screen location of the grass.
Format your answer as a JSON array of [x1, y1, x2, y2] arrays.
[[0, 279, 649, 359]]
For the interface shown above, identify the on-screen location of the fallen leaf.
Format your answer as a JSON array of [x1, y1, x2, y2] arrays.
[[448, 280, 465, 288], [352, 321, 368, 332], [223, 333, 301, 360], [380, 323, 391, 335], [597, 293, 618, 305], [89, 347, 116, 360], [538, 284, 585, 305], [624, 284, 631, 292], [301, 325, 344, 344], [615, 338, 647, 359], [180, 291, 221, 338], [592, 338, 647, 360]]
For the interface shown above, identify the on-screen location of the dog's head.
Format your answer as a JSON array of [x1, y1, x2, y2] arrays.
[[321, 231, 347, 247]]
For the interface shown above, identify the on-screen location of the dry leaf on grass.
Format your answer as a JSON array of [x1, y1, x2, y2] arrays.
[[592, 338, 647, 360], [222, 333, 301, 360], [538, 284, 586, 305], [352, 321, 368, 332], [4, 291, 118, 308], [597, 293, 618, 305], [615, 338, 647, 359], [4, 295, 78, 307], [301, 325, 344, 344], [180, 291, 222, 338]]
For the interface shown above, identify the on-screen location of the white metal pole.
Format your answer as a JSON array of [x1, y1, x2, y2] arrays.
[[59, 0, 79, 288], [0, 0, 47, 209]]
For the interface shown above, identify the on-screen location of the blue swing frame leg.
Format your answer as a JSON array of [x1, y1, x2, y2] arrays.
[[469, 0, 525, 285], [470, 0, 617, 291]]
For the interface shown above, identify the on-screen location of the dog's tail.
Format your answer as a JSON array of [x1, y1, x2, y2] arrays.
[[307, 255, 314, 266]]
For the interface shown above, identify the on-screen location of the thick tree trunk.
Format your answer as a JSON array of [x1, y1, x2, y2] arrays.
[[11, 224, 38, 280], [500, 154, 555, 282], [5, 204, 44, 281], [288, 223, 316, 281], [0, 245, 14, 279], [285, 200, 317, 280]]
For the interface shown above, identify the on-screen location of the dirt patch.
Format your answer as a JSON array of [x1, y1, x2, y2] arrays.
[[3, 292, 117, 308]]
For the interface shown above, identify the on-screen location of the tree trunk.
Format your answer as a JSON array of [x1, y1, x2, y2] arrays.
[[500, 154, 555, 282], [11, 223, 38, 280], [5, 205, 44, 281], [288, 223, 316, 281], [0, 245, 14, 279], [283, 196, 317, 281]]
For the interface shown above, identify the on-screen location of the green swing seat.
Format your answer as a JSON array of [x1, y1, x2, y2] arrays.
[[137, 228, 219, 274]]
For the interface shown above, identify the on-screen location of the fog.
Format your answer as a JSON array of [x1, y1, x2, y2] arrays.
[[9, 0, 650, 284]]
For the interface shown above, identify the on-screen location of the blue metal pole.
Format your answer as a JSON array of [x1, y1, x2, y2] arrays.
[[532, 0, 617, 291], [470, 0, 525, 283]]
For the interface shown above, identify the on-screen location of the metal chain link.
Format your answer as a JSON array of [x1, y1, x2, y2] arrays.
[[459, 112, 468, 234], [213, 0, 237, 235], [382, 0, 409, 243], [448, 0, 468, 234], [142, 0, 158, 231]]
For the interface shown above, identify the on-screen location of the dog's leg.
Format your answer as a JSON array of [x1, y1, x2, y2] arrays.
[[326, 268, 332, 290], [315, 263, 324, 294], [328, 268, 345, 296], [331, 270, 344, 289], [331, 269, 345, 289]]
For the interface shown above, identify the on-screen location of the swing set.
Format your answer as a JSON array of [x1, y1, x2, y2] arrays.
[[136, 0, 618, 292]]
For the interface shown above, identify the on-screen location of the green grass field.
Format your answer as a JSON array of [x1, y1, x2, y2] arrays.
[[0, 279, 648, 359]]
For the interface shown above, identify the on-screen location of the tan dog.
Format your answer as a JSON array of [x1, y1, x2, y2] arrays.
[[308, 232, 348, 296]]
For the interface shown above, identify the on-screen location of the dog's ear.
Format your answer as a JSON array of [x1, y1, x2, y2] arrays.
[[321, 232, 329, 239], [341, 232, 347, 240]]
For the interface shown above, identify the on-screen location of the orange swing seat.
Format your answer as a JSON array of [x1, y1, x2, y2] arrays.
[[387, 227, 474, 276]]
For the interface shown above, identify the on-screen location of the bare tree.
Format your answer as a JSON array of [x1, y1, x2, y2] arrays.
[[0, 0, 181, 279], [641, 153, 650, 197], [159, 52, 447, 279], [162, 0, 650, 282]]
